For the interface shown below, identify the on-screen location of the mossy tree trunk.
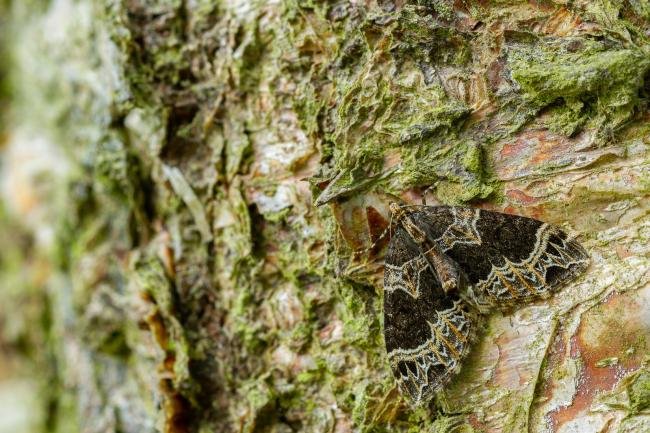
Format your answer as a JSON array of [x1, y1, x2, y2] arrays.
[[0, 1, 649, 433]]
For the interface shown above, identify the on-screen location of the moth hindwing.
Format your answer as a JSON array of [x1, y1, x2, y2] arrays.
[[383, 203, 589, 404]]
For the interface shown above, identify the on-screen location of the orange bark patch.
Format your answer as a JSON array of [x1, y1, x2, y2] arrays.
[[499, 139, 528, 159], [467, 413, 488, 432], [538, 8, 582, 36], [549, 289, 650, 431], [505, 189, 540, 206], [493, 129, 581, 181]]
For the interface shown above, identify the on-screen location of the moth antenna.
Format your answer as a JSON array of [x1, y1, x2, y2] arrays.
[[420, 181, 440, 205], [399, 203, 424, 209]]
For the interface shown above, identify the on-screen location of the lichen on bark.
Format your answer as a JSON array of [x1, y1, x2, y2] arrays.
[[0, 1, 649, 433]]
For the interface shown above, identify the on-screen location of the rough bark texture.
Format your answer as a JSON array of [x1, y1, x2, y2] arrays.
[[0, 1, 649, 433]]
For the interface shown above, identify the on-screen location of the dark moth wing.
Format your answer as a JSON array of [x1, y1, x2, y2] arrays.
[[383, 225, 475, 404], [383, 204, 589, 403], [409, 206, 590, 309]]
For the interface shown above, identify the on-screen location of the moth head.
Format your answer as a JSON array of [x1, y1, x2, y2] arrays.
[[389, 202, 405, 220]]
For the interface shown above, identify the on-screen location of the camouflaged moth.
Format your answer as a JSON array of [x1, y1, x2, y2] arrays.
[[383, 203, 589, 404]]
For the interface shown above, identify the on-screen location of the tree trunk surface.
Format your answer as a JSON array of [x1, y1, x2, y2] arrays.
[[0, 1, 648, 433]]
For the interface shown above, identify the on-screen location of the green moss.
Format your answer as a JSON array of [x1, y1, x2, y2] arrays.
[[399, 138, 494, 204], [427, 415, 476, 433], [509, 38, 650, 141], [132, 255, 191, 387], [628, 370, 650, 413], [461, 142, 482, 174], [240, 379, 278, 433], [94, 131, 151, 236], [262, 207, 292, 223], [295, 366, 324, 385], [627, 0, 650, 20], [544, 99, 587, 136], [313, 5, 493, 206], [396, 6, 471, 65], [231, 289, 267, 353], [428, 1, 455, 21]]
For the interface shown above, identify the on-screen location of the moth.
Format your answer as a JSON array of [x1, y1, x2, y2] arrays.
[[383, 202, 589, 404]]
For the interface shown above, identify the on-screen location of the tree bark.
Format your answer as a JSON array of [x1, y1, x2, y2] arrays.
[[0, 1, 649, 433]]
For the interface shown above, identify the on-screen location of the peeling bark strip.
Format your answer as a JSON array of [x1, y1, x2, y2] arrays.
[[383, 203, 589, 404]]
